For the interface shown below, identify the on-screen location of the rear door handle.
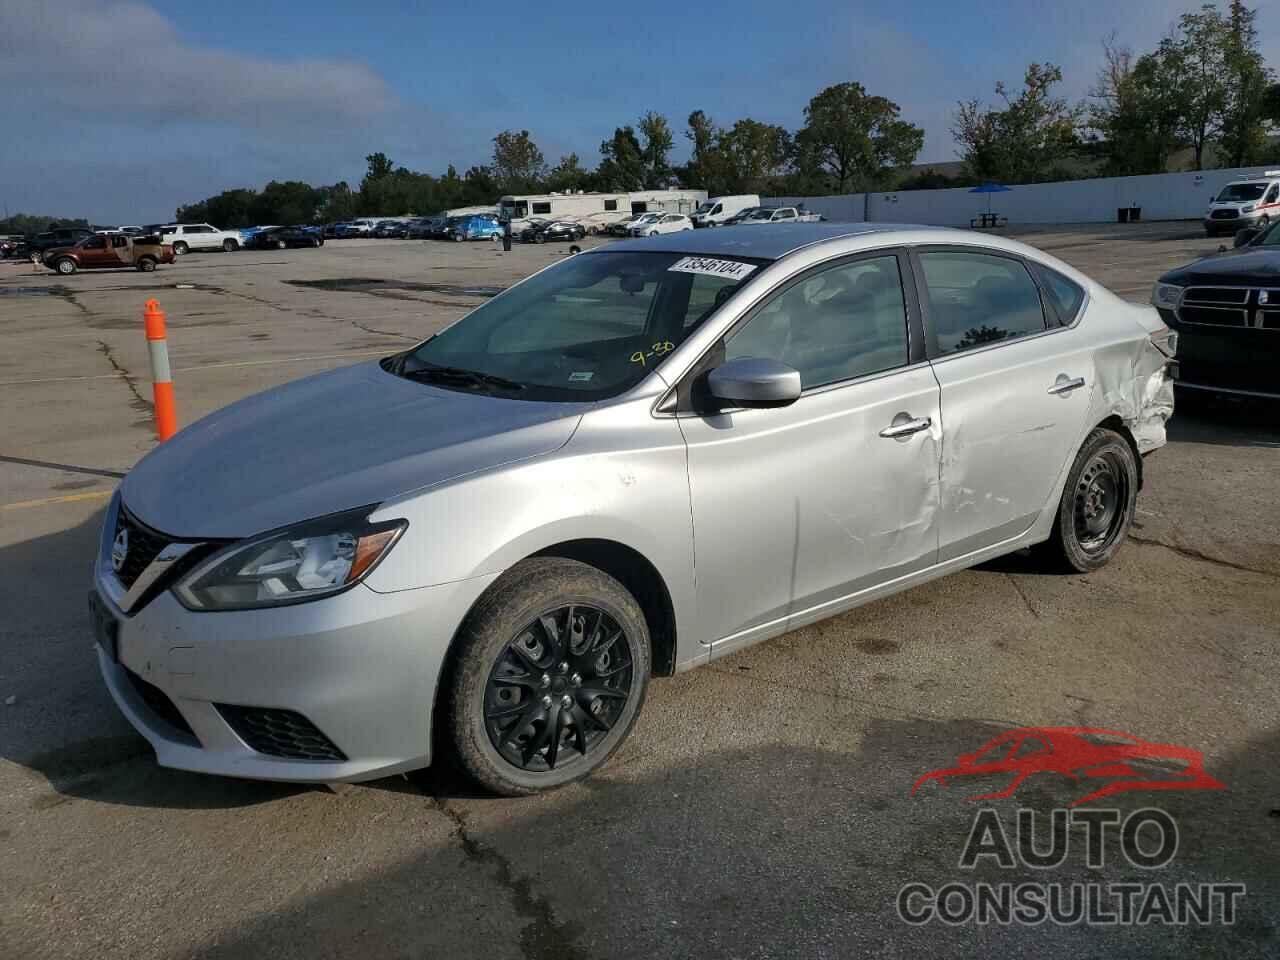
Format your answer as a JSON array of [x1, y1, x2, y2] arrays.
[[879, 415, 932, 439], [1047, 376, 1086, 395]]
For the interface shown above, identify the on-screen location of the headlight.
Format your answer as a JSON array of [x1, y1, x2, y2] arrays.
[[1151, 283, 1183, 309], [1241, 205, 1255, 214], [174, 507, 406, 611]]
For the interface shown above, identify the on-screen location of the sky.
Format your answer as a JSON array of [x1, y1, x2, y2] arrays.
[[2, 0, 1277, 224]]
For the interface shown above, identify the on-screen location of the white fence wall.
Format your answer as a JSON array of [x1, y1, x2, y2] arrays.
[[767, 165, 1280, 226]]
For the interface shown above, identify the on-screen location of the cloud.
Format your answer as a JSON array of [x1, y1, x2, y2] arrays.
[[0, 0, 395, 127]]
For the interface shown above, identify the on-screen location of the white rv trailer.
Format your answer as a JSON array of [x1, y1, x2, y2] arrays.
[[497, 189, 708, 233]]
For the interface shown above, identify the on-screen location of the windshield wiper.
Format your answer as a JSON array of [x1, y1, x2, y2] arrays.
[[403, 364, 525, 392]]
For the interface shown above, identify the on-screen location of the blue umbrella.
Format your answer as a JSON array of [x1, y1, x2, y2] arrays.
[[969, 182, 1011, 216]]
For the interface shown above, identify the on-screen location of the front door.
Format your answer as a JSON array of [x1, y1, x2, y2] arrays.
[[913, 247, 1096, 560], [678, 251, 942, 653], [77, 235, 111, 267]]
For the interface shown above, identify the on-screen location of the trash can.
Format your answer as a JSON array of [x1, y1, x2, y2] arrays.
[[1118, 208, 1130, 224], [1129, 206, 1142, 223]]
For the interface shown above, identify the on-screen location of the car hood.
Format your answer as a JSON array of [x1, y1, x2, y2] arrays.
[[1160, 248, 1280, 285], [120, 360, 587, 538]]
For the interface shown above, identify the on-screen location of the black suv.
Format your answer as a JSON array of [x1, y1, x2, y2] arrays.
[[28, 227, 96, 258]]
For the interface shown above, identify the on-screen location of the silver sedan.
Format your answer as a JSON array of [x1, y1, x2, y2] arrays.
[[89, 224, 1176, 795]]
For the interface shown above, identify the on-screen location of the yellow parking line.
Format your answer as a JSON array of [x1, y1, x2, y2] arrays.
[[1, 489, 114, 511]]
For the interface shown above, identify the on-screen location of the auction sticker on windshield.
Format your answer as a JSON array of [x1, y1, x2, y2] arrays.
[[668, 256, 758, 280]]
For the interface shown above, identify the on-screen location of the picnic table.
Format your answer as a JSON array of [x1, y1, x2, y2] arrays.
[[969, 213, 1008, 229]]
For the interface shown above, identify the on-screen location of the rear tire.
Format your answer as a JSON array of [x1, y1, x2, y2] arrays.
[[137, 257, 157, 272], [445, 557, 650, 796], [173, 241, 189, 256], [1038, 427, 1138, 573]]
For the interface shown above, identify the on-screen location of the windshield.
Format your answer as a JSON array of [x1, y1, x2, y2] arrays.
[[745, 208, 776, 220], [694, 202, 715, 214], [1216, 183, 1268, 202], [393, 250, 763, 400]]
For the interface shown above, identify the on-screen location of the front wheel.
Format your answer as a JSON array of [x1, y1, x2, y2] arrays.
[[1038, 427, 1138, 573], [446, 557, 650, 796], [55, 257, 77, 274], [222, 238, 239, 252]]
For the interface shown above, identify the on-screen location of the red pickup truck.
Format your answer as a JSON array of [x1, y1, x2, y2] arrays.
[[43, 233, 175, 274]]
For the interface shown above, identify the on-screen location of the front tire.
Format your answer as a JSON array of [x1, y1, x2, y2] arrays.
[[1039, 427, 1138, 573], [446, 557, 650, 796], [222, 238, 239, 252], [55, 257, 76, 275]]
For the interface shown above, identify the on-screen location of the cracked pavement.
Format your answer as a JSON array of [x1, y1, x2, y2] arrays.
[[1, 228, 1277, 958]]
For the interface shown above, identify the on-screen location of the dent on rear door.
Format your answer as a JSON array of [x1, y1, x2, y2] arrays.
[[1092, 337, 1174, 454]]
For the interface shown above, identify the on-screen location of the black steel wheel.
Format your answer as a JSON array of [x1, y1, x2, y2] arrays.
[[446, 557, 650, 795], [1039, 427, 1138, 572]]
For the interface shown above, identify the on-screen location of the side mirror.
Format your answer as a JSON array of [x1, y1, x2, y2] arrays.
[[1233, 228, 1259, 248], [706, 357, 801, 409]]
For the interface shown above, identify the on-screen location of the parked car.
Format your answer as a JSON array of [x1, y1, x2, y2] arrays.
[[26, 226, 95, 258], [633, 213, 693, 237], [691, 194, 761, 227], [246, 226, 325, 250], [42, 233, 175, 274], [152, 223, 241, 254], [1, 236, 28, 259], [88, 224, 1175, 797], [1202, 170, 1280, 237], [1152, 234, 1280, 399], [625, 213, 664, 236], [408, 218, 442, 239], [736, 206, 822, 225], [450, 215, 503, 242], [334, 221, 372, 238], [520, 220, 586, 243], [608, 213, 653, 237], [374, 220, 410, 239]]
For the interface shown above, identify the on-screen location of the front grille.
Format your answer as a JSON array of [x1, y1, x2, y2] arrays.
[[1177, 287, 1250, 328], [216, 705, 347, 762], [125, 668, 197, 741], [1210, 209, 1239, 220], [113, 507, 168, 589]]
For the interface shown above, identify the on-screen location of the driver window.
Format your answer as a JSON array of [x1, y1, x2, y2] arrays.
[[84, 236, 106, 249], [1266, 185, 1279, 204], [724, 256, 909, 389]]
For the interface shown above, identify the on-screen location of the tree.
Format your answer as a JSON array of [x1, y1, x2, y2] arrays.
[[1217, 0, 1272, 168], [597, 126, 646, 190], [491, 130, 546, 193], [545, 153, 594, 193], [794, 82, 924, 192], [1264, 81, 1280, 125], [176, 187, 256, 227], [364, 152, 395, 182], [461, 165, 499, 205], [316, 182, 357, 223], [1089, 36, 1184, 175], [1169, 6, 1230, 170], [251, 180, 321, 224], [953, 63, 1083, 183], [716, 119, 792, 194], [683, 110, 722, 190], [637, 111, 675, 187]]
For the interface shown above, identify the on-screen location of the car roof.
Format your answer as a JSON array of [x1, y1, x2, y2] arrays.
[[602, 222, 955, 260]]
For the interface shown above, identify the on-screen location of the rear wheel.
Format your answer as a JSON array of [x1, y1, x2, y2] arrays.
[[55, 257, 76, 275], [446, 557, 650, 796], [173, 241, 189, 256], [136, 257, 157, 272], [1039, 427, 1138, 573], [276, 239, 286, 249]]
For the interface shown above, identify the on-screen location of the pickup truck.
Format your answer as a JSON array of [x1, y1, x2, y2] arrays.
[[735, 206, 822, 226], [151, 222, 241, 254], [42, 233, 175, 274]]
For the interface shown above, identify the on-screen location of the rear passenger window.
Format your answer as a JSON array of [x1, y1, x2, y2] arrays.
[[1032, 264, 1085, 326], [918, 251, 1047, 355], [726, 255, 909, 389]]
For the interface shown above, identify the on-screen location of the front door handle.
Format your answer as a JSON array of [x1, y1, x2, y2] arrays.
[[879, 415, 933, 439], [1047, 376, 1086, 395]]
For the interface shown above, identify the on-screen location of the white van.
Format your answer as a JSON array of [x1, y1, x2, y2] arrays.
[[1203, 170, 1280, 237], [691, 195, 761, 228]]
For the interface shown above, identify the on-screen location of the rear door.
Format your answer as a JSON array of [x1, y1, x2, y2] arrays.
[[913, 246, 1095, 561]]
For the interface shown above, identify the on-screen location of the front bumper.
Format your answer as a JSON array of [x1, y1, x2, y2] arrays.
[[92, 502, 497, 782], [1203, 213, 1265, 233]]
